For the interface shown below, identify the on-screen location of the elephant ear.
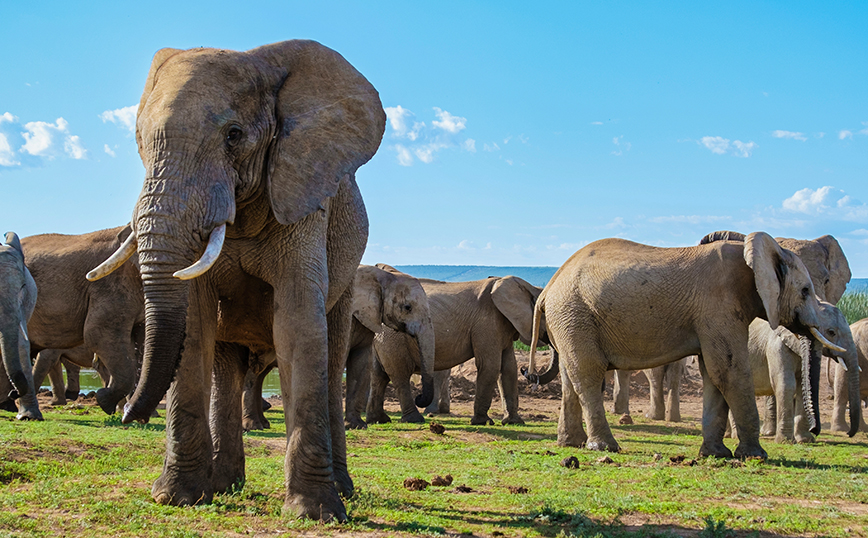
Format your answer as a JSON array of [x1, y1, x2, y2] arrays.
[[252, 40, 386, 225], [353, 265, 388, 334], [3, 232, 23, 260], [116, 224, 133, 245], [135, 47, 183, 154], [815, 235, 851, 303], [773, 325, 803, 356], [744, 232, 787, 330], [491, 276, 542, 343]]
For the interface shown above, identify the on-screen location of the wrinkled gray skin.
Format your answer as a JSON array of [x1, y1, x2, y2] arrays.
[[369, 276, 544, 426], [240, 264, 435, 432], [612, 231, 852, 424], [0, 233, 39, 420], [89, 40, 384, 521], [733, 303, 860, 443], [612, 359, 686, 421], [8, 227, 145, 416], [831, 318, 868, 433], [35, 346, 93, 406], [526, 233, 829, 459]]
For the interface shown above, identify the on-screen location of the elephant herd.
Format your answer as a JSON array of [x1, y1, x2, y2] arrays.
[[0, 39, 865, 523]]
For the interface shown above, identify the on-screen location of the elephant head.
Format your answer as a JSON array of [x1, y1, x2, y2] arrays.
[[88, 40, 385, 423], [0, 232, 36, 403], [355, 264, 435, 408]]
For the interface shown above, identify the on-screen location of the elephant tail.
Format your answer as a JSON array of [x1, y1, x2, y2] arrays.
[[522, 290, 558, 384]]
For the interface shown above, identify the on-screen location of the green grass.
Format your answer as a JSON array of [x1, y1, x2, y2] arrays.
[[1, 403, 867, 537], [838, 291, 868, 325], [514, 341, 550, 352]]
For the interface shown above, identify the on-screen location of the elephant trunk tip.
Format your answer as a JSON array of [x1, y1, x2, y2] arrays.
[[121, 399, 155, 425], [414, 378, 434, 409], [10, 371, 29, 398]]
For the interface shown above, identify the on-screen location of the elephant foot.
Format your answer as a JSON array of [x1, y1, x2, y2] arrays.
[[733, 443, 767, 460], [344, 416, 368, 430], [470, 415, 494, 426], [645, 409, 665, 421], [213, 471, 245, 494], [502, 414, 525, 425], [400, 410, 425, 423], [334, 467, 354, 499], [795, 432, 816, 444], [760, 424, 776, 436], [49, 396, 66, 407], [424, 403, 450, 415], [152, 470, 214, 506], [557, 431, 588, 448], [284, 486, 347, 522], [242, 416, 270, 432], [16, 407, 43, 421], [829, 419, 848, 432], [96, 388, 122, 416], [586, 436, 620, 453], [65, 390, 80, 402], [665, 411, 681, 423], [366, 411, 391, 425], [698, 441, 733, 459], [0, 399, 18, 413]]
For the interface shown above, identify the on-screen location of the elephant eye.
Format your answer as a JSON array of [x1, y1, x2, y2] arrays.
[[828, 329, 836, 338], [801, 287, 810, 299], [226, 126, 243, 147], [403, 304, 412, 313]]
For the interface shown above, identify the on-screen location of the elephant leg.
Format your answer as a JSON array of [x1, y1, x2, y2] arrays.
[[151, 280, 218, 507], [697, 356, 733, 458], [613, 369, 631, 415], [84, 312, 137, 416], [211, 342, 247, 493], [830, 362, 849, 432], [273, 278, 346, 522], [664, 359, 683, 422], [470, 347, 500, 426], [32, 350, 64, 406], [366, 354, 391, 424], [557, 354, 588, 447], [326, 288, 355, 498], [424, 369, 450, 415], [558, 338, 615, 451], [62, 359, 82, 402], [760, 395, 777, 436], [771, 372, 797, 444], [344, 344, 371, 429], [241, 365, 272, 431], [644, 366, 666, 420], [15, 332, 41, 421], [498, 347, 524, 425]]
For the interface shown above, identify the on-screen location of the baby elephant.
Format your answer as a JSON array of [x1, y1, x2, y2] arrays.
[[830, 317, 868, 433], [735, 301, 860, 443]]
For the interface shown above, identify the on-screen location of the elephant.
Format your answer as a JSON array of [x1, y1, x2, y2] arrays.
[[6, 226, 146, 416], [0, 232, 39, 420], [734, 302, 860, 443], [240, 263, 435, 431], [35, 346, 92, 406], [525, 232, 844, 458], [611, 231, 852, 423], [87, 40, 385, 521], [831, 317, 868, 433], [368, 275, 546, 426]]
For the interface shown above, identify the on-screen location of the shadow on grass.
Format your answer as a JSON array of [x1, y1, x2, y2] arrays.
[[612, 423, 702, 437]]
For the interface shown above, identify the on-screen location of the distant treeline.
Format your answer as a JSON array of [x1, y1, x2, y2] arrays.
[[396, 266, 868, 293]]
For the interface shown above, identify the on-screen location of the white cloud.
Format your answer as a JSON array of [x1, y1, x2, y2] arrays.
[[463, 139, 476, 152], [104, 144, 116, 157], [839, 130, 853, 140], [783, 186, 868, 222], [432, 107, 466, 134], [731, 140, 756, 158], [64, 135, 87, 159], [99, 105, 137, 132], [861, 121, 868, 135], [701, 136, 730, 155], [590, 121, 603, 125], [0, 112, 15, 125], [483, 142, 500, 152], [611, 135, 631, 156], [772, 130, 807, 141], [413, 142, 447, 164], [0, 133, 18, 166], [0, 113, 87, 166], [394, 144, 413, 166]]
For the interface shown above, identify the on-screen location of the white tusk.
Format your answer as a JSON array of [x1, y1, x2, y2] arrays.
[[173, 224, 226, 280], [811, 326, 847, 353], [837, 357, 849, 372], [19, 322, 28, 342], [87, 231, 137, 281]]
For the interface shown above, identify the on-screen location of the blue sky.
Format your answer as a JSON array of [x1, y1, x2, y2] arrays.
[[1, 2, 866, 275]]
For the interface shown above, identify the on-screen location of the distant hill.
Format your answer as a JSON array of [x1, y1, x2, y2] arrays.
[[394, 266, 868, 293], [394, 266, 558, 288]]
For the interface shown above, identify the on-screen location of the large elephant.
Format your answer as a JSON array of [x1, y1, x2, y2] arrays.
[[10, 226, 146, 416], [738, 302, 860, 443], [525, 232, 842, 458], [611, 231, 852, 423], [368, 275, 545, 426], [831, 317, 868, 433], [240, 264, 435, 431], [87, 40, 384, 521], [0, 233, 39, 420]]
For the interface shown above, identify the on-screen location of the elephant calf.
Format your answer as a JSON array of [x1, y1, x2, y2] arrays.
[[368, 274, 545, 426], [831, 317, 868, 433]]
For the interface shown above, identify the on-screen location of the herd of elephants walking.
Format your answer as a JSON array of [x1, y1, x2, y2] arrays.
[[0, 39, 866, 522]]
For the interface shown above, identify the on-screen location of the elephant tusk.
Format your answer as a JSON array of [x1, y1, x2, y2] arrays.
[[173, 224, 226, 280], [836, 357, 848, 372], [19, 322, 28, 342], [811, 327, 847, 353], [87, 231, 137, 281]]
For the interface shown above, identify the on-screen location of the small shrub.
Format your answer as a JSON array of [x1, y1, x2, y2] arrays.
[[514, 341, 550, 352], [837, 291, 868, 325], [699, 516, 735, 538]]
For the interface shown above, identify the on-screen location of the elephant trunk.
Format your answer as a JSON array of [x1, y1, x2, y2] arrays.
[[0, 302, 28, 399], [521, 348, 559, 385], [412, 318, 435, 408], [842, 350, 861, 437], [800, 336, 821, 435]]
